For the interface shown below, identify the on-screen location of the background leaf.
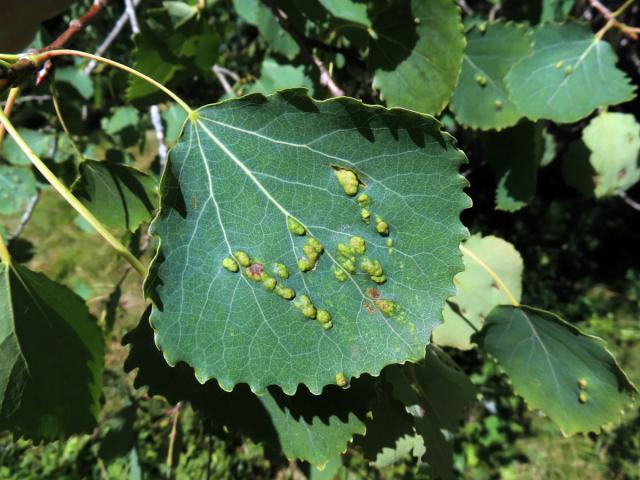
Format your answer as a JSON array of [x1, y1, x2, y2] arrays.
[[72, 160, 157, 233], [506, 22, 635, 123], [370, 0, 465, 115], [451, 22, 532, 130], [0, 166, 37, 216], [0, 262, 104, 441], [582, 111, 640, 198], [473, 305, 637, 436], [432, 234, 523, 350]]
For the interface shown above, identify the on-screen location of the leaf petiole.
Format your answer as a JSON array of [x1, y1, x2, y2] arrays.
[[31, 49, 196, 118], [459, 244, 519, 307], [0, 232, 10, 265], [0, 109, 147, 277]]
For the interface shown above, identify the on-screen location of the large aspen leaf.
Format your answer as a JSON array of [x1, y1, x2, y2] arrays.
[[147, 90, 469, 394]]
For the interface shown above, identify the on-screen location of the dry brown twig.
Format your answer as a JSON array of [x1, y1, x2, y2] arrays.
[[591, 0, 640, 40], [261, 0, 345, 97]]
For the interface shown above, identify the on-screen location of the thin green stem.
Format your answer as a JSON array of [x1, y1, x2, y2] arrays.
[[613, 0, 635, 17], [33, 49, 195, 117], [0, 54, 20, 61], [0, 232, 10, 264], [460, 244, 519, 307], [0, 87, 20, 148], [0, 109, 146, 277]]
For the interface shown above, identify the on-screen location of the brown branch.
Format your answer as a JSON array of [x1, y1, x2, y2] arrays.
[[261, 0, 345, 97], [37, 0, 110, 85], [166, 402, 183, 476], [591, 0, 639, 40]]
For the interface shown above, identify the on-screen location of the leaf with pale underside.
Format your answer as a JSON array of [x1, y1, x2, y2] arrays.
[[582, 112, 640, 198], [506, 22, 635, 123], [369, 0, 465, 115], [146, 89, 469, 394], [451, 22, 532, 130], [432, 234, 523, 351], [473, 305, 637, 436], [0, 262, 104, 441]]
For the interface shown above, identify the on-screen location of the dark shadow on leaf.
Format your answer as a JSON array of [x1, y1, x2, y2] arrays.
[[277, 89, 320, 113], [368, 0, 419, 72]]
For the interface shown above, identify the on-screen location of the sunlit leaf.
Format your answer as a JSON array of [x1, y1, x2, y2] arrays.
[[146, 89, 469, 394], [473, 305, 637, 436]]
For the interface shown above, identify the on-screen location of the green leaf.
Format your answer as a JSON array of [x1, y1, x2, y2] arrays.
[[370, 0, 465, 115], [162, 105, 189, 146], [72, 160, 157, 233], [123, 310, 375, 469], [373, 434, 425, 468], [451, 22, 532, 130], [246, 58, 315, 96], [0, 166, 37, 216], [433, 234, 523, 351], [506, 22, 635, 123], [484, 121, 543, 211], [540, 0, 576, 23], [55, 66, 94, 100], [561, 140, 596, 197], [128, 7, 218, 103], [318, 0, 371, 27], [473, 305, 637, 436], [582, 112, 640, 197], [0, 262, 104, 441], [233, 0, 300, 59], [146, 89, 469, 394], [385, 346, 476, 479], [102, 106, 141, 137], [2, 128, 55, 166]]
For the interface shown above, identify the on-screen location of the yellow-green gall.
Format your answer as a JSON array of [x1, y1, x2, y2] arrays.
[[336, 372, 348, 387], [303, 305, 317, 319], [375, 299, 397, 315], [578, 392, 588, 404], [303, 245, 319, 261], [360, 208, 371, 223], [578, 379, 587, 390], [475, 74, 487, 87], [295, 295, 317, 319], [375, 216, 389, 236], [555, 60, 564, 69], [317, 310, 331, 324], [386, 238, 393, 248], [341, 259, 356, 273], [357, 194, 371, 207], [371, 275, 387, 284], [349, 236, 366, 255], [322, 321, 333, 330], [334, 268, 348, 282], [287, 216, 306, 235], [275, 285, 295, 300], [273, 263, 289, 279], [361, 258, 383, 277], [298, 257, 313, 272], [494, 100, 503, 110], [479, 22, 487, 33], [263, 277, 277, 290], [337, 242, 354, 259], [334, 168, 359, 196], [565, 65, 574, 75], [222, 257, 239, 272], [308, 237, 324, 253], [235, 251, 251, 267]]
